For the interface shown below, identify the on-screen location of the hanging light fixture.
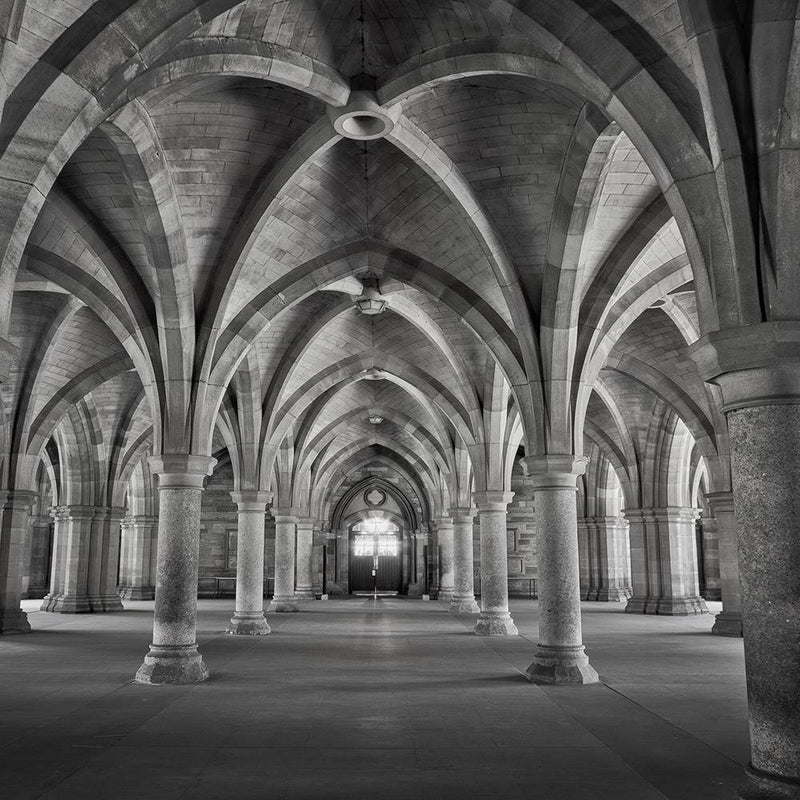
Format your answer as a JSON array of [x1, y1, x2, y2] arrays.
[[367, 414, 384, 424], [354, 272, 387, 315]]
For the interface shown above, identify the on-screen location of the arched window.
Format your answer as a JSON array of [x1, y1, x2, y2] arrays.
[[352, 517, 400, 556]]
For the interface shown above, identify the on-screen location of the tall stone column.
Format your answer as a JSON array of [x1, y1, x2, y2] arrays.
[[593, 516, 631, 601], [624, 507, 707, 615], [407, 528, 426, 596], [41, 505, 94, 613], [24, 514, 52, 598], [0, 490, 37, 633], [691, 332, 800, 798], [523, 456, 598, 685], [268, 509, 298, 612], [135, 455, 215, 685], [435, 516, 455, 601], [449, 507, 479, 613], [295, 517, 315, 600], [473, 491, 517, 636], [706, 492, 742, 637], [577, 518, 594, 599], [87, 507, 124, 612], [227, 491, 270, 635], [119, 515, 158, 600]]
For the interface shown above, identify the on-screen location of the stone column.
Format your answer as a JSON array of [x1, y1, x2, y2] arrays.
[[523, 456, 598, 685], [295, 517, 315, 600], [41, 505, 94, 613], [690, 331, 800, 798], [624, 507, 708, 615], [87, 507, 124, 612], [268, 509, 298, 612], [407, 528, 426, 596], [472, 491, 517, 636], [24, 515, 52, 599], [119, 515, 158, 600], [435, 516, 455, 601], [706, 492, 742, 637], [577, 518, 594, 599], [135, 455, 215, 685], [593, 516, 631, 601], [449, 507, 479, 613], [0, 490, 37, 633], [227, 491, 270, 635], [699, 511, 722, 600]]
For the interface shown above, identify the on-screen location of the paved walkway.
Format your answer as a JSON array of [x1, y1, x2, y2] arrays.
[[1, 597, 748, 799]]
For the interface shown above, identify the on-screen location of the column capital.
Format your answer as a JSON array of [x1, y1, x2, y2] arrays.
[[623, 506, 700, 524], [1, 489, 37, 510], [705, 491, 735, 516], [520, 455, 587, 488], [230, 490, 271, 511], [295, 517, 315, 531], [689, 323, 800, 411], [449, 506, 476, 522], [271, 507, 298, 523], [51, 504, 96, 522], [149, 454, 216, 488], [434, 515, 454, 530], [472, 490, 513, 511]]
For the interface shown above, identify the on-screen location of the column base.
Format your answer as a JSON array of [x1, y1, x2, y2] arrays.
[[595, 587, 629, 602], [449, 596, 480, 614], [120, 586, 155, 601], [134, 644, 209, 685], [625, 595, 708, 615], [526, 644, 599, 685], [226, 614, 270, 635], [0, 607, 31, 634], [438, 588, 455, 601], [294, 588, 315, 600], [89, 594, 124, 612], [40, 593, 92, 613], [473, 611, 518, 636], [268, 597, 299, 612], [712, 611, 743, 637], [656, 596, 709, 615], [740, 763, 800, 800]]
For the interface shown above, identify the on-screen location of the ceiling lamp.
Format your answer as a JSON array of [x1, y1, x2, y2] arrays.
[[354, 272, 388, 315], [361, 367, 385, 381], [367, 414, 383, 424]]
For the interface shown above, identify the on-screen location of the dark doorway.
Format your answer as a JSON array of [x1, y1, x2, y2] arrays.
[[349, 519, 402, 594]]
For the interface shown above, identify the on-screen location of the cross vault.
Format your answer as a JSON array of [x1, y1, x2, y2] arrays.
[[0, 3, 797, 798]]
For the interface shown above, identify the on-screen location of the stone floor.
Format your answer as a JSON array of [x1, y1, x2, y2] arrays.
[[1, 597, 748, 799]]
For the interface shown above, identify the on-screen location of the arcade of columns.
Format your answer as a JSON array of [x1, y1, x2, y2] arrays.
[[0, 3, 798, 799]]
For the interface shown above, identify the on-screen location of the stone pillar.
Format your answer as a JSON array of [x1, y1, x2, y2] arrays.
[[41, 505, 94, 613], [523, 456, 598, 685], [407, 528, 426, 596], [135, 455, 215, 685], [227, 491, 270, 635], [268, 509, 298, 612], [435, 516, 455, 601], [706, 492, 743, 637], [577, 518, 594, 599], [624, 507, 708, 615], [449, 507, 479, 613], [119, 515, 158, 600], [24, 515, 51, 599], [473, 491, 517, 636], [87, 507, 124, 612], [590, 516, 630, 602], [699, 511, 722, 600], [690, 331, 800, 798], [0, 490, 37, 633], [295, 518, 315, 599]]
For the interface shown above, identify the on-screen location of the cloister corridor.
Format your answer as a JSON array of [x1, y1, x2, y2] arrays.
[[2, 597, 747, 800]]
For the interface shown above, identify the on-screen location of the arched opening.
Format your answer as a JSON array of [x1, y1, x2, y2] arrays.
[[349, 515, 402, 595]]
